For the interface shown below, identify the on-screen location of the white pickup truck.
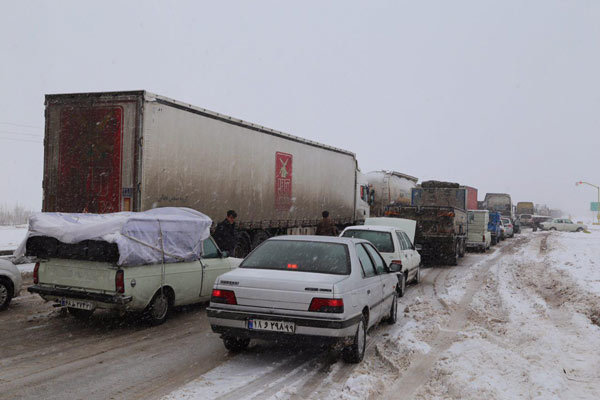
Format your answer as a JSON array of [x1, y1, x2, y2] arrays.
[[22, 208, 241, 324]]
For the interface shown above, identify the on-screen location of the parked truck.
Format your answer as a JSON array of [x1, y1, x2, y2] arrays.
[[483, 193, 513, 220], [385, 181, 467, 265], [516, 202, 534, 216], [463, 186, 478, 210], [366, 171, 418, 217], [42, 91, 370, 256]]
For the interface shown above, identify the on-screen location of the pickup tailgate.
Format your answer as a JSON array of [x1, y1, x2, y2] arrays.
[[39, 259, 118, 293]]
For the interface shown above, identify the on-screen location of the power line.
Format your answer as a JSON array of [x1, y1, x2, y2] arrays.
[[0, 121, 42, 129]]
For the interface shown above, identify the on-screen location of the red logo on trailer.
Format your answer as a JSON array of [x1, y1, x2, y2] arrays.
[[275, 152, 293, 211]]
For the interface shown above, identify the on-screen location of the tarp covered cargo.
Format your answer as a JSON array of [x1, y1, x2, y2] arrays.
[[14, 207, 212, 266]]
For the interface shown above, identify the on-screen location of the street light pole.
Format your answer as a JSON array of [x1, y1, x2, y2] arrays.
[[576, 181, 600, 225]]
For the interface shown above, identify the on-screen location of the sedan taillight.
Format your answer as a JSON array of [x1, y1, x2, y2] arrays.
[[33, 262, 40, 284], [211, 289, 237, 305], [309, 298, 344, 313]]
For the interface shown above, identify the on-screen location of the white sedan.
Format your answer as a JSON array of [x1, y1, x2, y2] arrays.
[[541, 218, 587, 232], [0, 259, 23, 310], [207, 236, 399, 363], [340, 218, 421, 297]]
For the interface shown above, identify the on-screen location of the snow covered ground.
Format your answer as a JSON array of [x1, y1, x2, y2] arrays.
[[163, 229, 600, 400], [0, 224, 27, 251]]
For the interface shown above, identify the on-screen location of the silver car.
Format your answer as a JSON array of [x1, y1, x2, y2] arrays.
[[0, 259, 23, 310], [207, 236, 399, 363]]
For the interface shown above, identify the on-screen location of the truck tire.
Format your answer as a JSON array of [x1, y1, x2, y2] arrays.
[[235, 232, 251, 258], [450, 242, 459, 266], [342, 315, 366, 363], [223, 336, 250, 352], [68, 307, 94, 320], [0, 278, 13, 311], [145, 289, 171, 326], [250, 230, 270, 250], [459, 240, 465, 258]]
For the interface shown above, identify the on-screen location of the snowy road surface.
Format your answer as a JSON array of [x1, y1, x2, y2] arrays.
[[1, 229, 599, 400]]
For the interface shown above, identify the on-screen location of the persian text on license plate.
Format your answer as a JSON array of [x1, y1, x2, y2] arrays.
[[60, 298, 94, 311], [248, 319, 295, 333]]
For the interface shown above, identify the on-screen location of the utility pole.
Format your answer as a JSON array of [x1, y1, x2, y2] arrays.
[[576, 181, 600, 225]]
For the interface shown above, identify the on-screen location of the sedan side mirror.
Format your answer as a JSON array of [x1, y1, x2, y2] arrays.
[[220, 251, 229, 258], [389, 262, 402, 273]]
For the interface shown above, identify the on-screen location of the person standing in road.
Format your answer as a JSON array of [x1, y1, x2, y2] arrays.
[[213, 210, 238, 254], [316, 210, 338, 236]]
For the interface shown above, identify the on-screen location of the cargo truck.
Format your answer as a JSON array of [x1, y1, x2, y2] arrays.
[[42, 91, 370, 256], [384, 181, 467, 265], [483, 193, 513, 220], [366, 171, 418, 217]]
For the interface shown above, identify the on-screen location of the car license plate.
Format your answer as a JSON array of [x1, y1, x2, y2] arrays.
[[248, 319, 295, 333], [60, 297, 94, 311]]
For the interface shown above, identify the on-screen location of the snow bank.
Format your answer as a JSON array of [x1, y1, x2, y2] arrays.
[[0, 225, 28, 251]]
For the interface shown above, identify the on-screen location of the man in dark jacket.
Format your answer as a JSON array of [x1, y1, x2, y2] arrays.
[[213, 210, 237, 254], [316, 211, 339, 236]]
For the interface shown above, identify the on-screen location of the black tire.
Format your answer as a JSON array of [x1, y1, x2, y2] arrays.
[[459, 240, 465, 258], [250, 230, 270, 250], [413, 264, 421, 284], [234, 232, 251, 258], [145, 289, 171, 326], [491, 236, 497, 245], [343, 315, 366, 363], [550, 227, 557, 231], [223, 336, 250, 352], [396, 273, 406, 297], [0, 279, 13, 311], [387, 293, 398, 324], [67, 307, 94, 320], [450, 242, 459, 266], [576, 228, 584, 232]]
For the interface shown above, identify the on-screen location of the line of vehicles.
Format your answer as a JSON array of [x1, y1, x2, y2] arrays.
[[2, 90, 578, 364]]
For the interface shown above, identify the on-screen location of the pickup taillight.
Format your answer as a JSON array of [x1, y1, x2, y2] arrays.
[[211, 289, 237, 305], [33, 262, 40, 284], [309, 298, 344, 313], [115, 270, 124, 294]]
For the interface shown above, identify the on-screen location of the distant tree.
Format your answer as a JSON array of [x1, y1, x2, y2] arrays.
[[0, 203, 34, 225]]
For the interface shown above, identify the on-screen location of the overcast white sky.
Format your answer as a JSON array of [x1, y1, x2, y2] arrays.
[[1, 1, 599, 218]]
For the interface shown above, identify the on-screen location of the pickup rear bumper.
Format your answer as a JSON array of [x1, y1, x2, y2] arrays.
[[28, 285, 132, 305]]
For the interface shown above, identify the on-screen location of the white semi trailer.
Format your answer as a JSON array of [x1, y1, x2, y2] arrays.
[[42, 91, 370, 255]]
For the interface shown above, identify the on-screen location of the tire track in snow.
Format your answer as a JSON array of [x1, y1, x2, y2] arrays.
[[381, 235, 531, 400]]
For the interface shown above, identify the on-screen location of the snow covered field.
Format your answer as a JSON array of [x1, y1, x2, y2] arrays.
[[0, 224, 27, 251], [164, 229, 600, 400]]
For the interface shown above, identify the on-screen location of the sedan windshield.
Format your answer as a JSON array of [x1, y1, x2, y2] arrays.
[[240, 240, 351, 275], [341, 230, 394, 253]]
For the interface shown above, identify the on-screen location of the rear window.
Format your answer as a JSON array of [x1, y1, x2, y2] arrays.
[[502, 219, 510, 224], [341, 230, 394, 253], [240, 240, 351, 275]]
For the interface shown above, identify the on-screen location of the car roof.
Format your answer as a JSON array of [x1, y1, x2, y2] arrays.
[[342, 225, 401, 233], [268, 235, 370, 245]]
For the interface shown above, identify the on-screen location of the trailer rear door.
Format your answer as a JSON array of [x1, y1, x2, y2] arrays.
[[56, 107, 123, 213]]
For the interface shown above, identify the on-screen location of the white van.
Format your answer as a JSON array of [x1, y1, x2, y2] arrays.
[[467, 210, 491, 252]]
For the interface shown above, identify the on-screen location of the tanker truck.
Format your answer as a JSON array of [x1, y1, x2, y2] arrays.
[[42, 90, 370, 256], [366, 171, 418, 217]]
